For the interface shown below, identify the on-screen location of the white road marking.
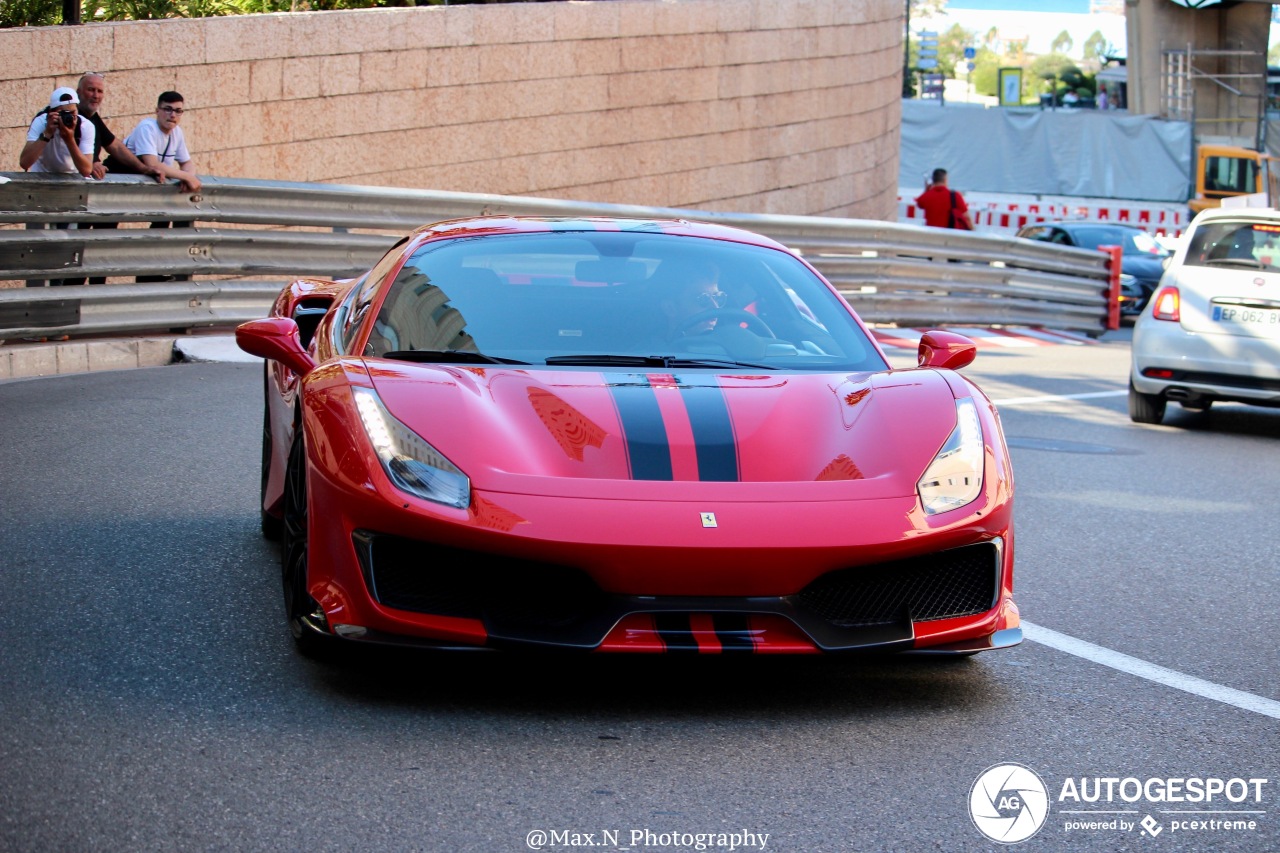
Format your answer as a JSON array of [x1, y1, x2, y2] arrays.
[[1023, 621, 1280, 720], [994, 390, 1127, 406]]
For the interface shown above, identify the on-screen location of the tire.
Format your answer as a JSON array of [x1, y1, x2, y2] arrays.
[[259, 387, 282, 540], [280, 428, 332, 658], [1128, 381, 1166, 425]]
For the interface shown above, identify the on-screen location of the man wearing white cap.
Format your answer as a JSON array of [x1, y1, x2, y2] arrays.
[[19, 86, 95, 177]]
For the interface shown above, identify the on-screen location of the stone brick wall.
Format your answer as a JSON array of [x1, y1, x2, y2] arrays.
[[1, 0, 902, 220]]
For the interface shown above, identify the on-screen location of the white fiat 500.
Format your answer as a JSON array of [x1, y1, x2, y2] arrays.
[[1130, 206, 1280, 424]]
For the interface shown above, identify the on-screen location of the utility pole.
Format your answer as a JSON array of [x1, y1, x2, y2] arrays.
[[903, 0, 913, 97]]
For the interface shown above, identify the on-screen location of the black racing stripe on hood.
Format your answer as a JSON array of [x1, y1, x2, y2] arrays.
[[609, 375, 673, 481], [679, 380, 739, 482]]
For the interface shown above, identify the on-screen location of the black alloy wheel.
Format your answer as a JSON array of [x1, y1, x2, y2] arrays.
[[281, 428, 329, 657]]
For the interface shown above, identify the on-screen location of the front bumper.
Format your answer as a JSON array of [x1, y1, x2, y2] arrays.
[[336, 533, 1011, 653]]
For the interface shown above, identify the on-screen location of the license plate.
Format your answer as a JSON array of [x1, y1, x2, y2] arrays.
[[1211, 304, 1280, 327]]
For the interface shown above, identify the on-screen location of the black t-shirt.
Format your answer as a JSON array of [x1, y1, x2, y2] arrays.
[[82, 111, 116, 163]]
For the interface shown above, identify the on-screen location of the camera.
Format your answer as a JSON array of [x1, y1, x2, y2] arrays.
[[59, 110, 75, 128]]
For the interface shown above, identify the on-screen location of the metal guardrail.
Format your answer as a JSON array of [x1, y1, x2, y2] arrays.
[[0, 172, 1118, 340]]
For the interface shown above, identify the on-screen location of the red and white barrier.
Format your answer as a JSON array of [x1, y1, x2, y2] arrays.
[[898, 190, 1188, 238]]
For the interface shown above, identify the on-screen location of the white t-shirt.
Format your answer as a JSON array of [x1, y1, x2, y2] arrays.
[[123, 118, 191, 166], [25, 113, 96, 175]]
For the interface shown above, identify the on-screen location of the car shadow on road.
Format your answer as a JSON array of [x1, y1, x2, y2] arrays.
[[1155, 404, 1280, 438], [298, 643, 1015, 720]]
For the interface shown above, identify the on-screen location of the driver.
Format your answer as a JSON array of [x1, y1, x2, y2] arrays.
[[659, 261, 725, 338]]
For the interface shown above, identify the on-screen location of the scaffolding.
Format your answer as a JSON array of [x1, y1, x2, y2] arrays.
[[1162, 44, 1266, 150]]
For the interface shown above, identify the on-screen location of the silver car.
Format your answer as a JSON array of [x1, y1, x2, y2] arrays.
[[1129, 207, 1280, 424]]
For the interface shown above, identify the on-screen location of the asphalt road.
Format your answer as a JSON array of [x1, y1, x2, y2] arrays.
[[1, 335, 1277, 853]]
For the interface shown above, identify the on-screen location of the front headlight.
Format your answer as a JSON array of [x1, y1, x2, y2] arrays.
[[352, 386, 470, 509], [917, 397, 984, 515]]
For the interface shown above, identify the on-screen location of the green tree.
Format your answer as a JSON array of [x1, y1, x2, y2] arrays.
[[1081, 30, 1115, 67], [0, 0, 59, 26], [970, 49, 1002, 97], [937, 22, 976, 77], [1051, 29, 1073, 56]]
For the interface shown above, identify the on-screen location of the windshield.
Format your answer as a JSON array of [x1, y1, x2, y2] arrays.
[[1183, 220, 1280, 271], [1068, 226, 1168, 257], [363, 231, 888, 372]]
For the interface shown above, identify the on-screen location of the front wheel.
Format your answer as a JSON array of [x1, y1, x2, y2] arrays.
[[280, 429, 331, 658], [1128, 381, 1166, 425], [260, 393, 282, 540]]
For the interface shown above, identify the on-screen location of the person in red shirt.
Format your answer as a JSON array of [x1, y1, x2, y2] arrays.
[[915, 168, 973, 230]]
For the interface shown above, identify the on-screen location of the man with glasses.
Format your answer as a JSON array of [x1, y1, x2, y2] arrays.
[[119, 91, 201, 194], [120, 91, 202, 281], [660, 261, 727, 338]]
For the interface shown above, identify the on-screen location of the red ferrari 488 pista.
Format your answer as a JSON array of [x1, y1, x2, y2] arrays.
[[237, 216, 1020, 657]]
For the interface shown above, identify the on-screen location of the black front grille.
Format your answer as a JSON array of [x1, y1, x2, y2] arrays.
[[353, 531, 603, 630], [796, 543, 999, 628]]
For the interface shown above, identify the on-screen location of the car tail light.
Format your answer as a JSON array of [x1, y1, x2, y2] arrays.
[[1150, 286, 1180, 321]]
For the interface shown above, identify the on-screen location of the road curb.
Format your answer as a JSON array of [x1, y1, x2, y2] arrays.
[[0, 337, 177, 381]]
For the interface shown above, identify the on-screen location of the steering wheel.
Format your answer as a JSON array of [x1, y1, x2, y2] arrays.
[[676, 308, 776, 339]]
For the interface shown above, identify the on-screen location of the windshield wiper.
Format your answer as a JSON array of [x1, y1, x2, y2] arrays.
[[545, 354, 668, 367], [544, 354, 774, 370], [1202, 258, 1264, 269], [382, 350, 530, 365], [662, 356, 776, 370]]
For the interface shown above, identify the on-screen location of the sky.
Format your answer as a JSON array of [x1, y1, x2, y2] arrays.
[[918, 3, 1126, 61]]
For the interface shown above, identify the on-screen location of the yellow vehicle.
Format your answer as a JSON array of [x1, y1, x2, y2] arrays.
[[1190, 144, 1278, 213]]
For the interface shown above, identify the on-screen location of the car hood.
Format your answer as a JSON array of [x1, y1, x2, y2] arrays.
[[362, 364, 963, 500]]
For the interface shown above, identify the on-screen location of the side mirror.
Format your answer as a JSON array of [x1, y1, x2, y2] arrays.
[[235, 317, 317, 376], [917, 329, 977, 371]]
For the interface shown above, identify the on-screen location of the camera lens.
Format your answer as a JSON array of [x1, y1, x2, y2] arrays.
[[60, 111, 75, 127]]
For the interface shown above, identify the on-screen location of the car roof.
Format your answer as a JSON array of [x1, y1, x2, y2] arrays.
[[1190, 206, 1280, 226], [1018, 220, 1145, 232], [407, 215, 792, 252]]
